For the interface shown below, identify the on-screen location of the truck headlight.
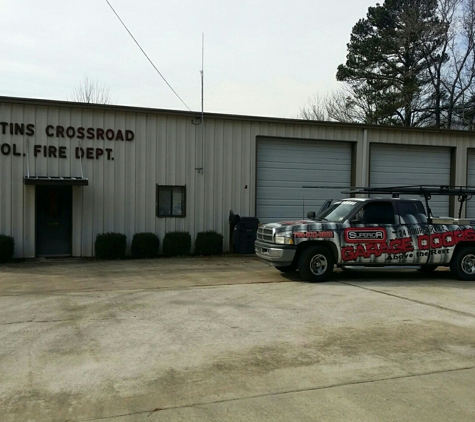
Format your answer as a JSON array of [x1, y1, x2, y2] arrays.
[[274, 236, 294, 245]]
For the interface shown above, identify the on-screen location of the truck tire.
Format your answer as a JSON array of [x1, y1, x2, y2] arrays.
[[450, 247, 475, 281], [298, 245, 334, 282]]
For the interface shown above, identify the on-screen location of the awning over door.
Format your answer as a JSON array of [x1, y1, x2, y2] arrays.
[[24, 176, 88, 186]]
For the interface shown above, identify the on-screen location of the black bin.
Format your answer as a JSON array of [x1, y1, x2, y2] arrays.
[[233, 217, 260, 254]]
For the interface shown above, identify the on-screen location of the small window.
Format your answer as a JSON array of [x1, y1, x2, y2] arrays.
[[356, 202, 395, 225], [156, 185, 186, 217], [397, 202, 427, 224]]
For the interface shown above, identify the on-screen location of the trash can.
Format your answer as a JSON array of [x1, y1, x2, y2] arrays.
[[233, 217, 260, 254]]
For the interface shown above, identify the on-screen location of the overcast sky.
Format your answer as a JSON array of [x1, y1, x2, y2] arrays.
[[1, 0, 374, 118]]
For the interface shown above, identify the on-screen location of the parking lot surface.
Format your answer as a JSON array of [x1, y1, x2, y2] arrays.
[[1, 257, 475, 421]]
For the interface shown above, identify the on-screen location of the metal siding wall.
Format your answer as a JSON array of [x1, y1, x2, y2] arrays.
[[3, 98, 475, 258], [467, 150, 475, 217], [103, 111, 116, 234], [0, 105, 13, 246], [154, 116, 167, 242], [124, 113, 136, 248], [202, 121, 216, 231], [11, 106, 24, 257], [134, 114, 147, 235], [370, 144, 452, 216], [181, 116, 191, 233], [144, 114, 157, 233], [212, 120, 227, 247], [79, 110, 93, 256]]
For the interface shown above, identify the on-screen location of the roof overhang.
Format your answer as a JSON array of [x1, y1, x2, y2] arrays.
[[24, 176, 88, 186]]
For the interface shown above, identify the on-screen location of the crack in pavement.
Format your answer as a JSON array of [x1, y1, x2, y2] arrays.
[[63, 365, 475, 422], [2, 318, 78, 325], [0, 279, 290, 298], [339, 281, 475, 318]]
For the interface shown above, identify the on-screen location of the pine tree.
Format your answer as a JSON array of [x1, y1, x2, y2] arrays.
[[336, 0, 448, 126]]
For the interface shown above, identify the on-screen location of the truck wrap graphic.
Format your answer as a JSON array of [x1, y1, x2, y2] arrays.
[[254, 186, 475, 282]]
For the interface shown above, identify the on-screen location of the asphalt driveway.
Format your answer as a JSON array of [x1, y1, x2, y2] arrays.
[[1, 257, 474, 421]]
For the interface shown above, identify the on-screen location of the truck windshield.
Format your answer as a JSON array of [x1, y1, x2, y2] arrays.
[[318, 200, 358, 222]]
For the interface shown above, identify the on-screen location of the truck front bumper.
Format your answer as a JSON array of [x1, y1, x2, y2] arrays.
[[254, 240, 297, 267]]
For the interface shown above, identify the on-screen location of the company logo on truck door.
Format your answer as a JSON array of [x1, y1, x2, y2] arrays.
[[344, 228, 386, 243]]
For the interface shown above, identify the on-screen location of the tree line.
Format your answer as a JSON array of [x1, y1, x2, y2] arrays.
[[301, 0, 475, 130]]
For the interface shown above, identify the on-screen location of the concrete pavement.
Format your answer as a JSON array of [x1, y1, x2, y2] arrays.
[[1, 257, 474, 421]]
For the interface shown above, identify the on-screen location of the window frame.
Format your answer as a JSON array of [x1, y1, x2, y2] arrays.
[[155, 185, 186, 218]]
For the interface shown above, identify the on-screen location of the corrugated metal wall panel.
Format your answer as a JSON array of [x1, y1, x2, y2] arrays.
[[144, 114, 157, 233], [467, 150, 475, 218], [184, 117, 196, 236], [134, 113, 147, 235], [11, 105, 24, 257], [0, 106, 12, 243]]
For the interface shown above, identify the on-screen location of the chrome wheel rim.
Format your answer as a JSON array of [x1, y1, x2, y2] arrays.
[[309, 254, 328, 276], [461, 254, 475, 275]]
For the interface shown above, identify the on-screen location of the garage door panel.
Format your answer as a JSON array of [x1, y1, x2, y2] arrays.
[[257, 138, 352, 223], [370, 144, 451, 217]]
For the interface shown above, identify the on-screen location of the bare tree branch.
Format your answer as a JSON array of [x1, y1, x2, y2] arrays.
[[68, 76, 112, 104]]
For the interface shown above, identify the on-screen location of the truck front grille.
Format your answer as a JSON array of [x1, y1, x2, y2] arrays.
[[257, 226, 274, 242]]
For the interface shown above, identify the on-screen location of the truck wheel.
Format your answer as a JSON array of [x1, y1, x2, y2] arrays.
[[298, 246, 334, 282], [450, 247, 475, 281], [275, 265, 297, 273]]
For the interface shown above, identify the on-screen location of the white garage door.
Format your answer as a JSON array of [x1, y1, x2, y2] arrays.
[[257, 138, 352, 223], [466, 150, 475, 218], [370, 144, 452, 217]]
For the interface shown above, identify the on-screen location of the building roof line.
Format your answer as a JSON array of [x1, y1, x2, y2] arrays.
[[1, 95, 474, 137]]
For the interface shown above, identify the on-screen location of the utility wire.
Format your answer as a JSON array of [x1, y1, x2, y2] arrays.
[[105, 0, 192, 111]]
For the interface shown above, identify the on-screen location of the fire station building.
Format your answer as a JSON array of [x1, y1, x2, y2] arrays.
[[1, 96, 475, 258]]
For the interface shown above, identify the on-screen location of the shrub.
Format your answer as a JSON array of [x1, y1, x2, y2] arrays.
[[95, 232, 126, 259], [0, 235, 14, 263], [131, 232, 160, 258], [162, 231, 191, 257], [195, 231, 223, 256]]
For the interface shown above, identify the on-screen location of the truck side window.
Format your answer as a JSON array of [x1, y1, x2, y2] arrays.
[[356, 202, 395, 224], [397, 202, 427, 224]]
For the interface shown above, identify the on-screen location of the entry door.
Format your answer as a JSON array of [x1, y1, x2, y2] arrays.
[[36, 185, 72, 256]]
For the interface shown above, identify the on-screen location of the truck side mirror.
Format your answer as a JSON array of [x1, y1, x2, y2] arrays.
[[307, 211, 316, 219]]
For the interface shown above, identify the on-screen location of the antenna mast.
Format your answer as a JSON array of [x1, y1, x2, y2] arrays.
[[201, 33, 204, 122]]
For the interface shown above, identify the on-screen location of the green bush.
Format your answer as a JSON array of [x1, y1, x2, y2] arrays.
[[131, 232, 160, 258], [0, 235, 14, 263], [95, 232, 126, 259], [162, 231, 191, 257], [195, 231, 223, 256]]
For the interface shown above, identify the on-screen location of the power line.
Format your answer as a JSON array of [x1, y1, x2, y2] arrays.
[[105, 0, 192, 111]]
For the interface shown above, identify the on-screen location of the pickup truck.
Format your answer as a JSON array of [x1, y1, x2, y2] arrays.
[[254, 186, 475, 282]]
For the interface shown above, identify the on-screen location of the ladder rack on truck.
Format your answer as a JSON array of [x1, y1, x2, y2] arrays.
[[303, 185, 475, 219]]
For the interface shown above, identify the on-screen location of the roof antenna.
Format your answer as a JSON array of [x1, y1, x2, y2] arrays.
[[192, 33, 205, 126]]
